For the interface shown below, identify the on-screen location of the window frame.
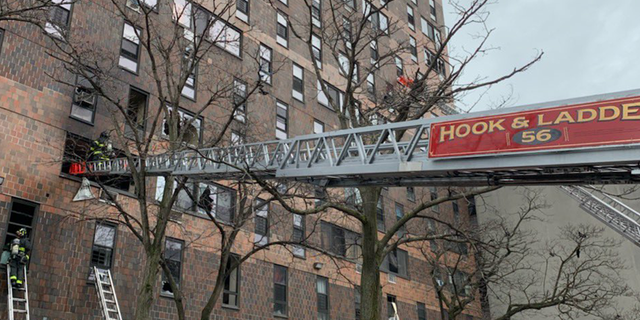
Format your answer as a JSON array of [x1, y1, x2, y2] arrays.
[[259, 43, 273, 84], [160, 237, 184, 297], [317, 276, 330, 320], [407, 5, 415, 31], [254, 199, 269, 245], [387, 295, 397, 319], [407, 186, 416, 202], [222, 254, 241, 308], [292, 213, 306, 257], [0, 29, 4, 53], [292, 63, 305, 102], [70, 74, 98, 125], [275, 100, 288, 140], [273, 264, 288, 316], [417, 302, 427, 320], [311, 33, 322, 69], [376, 196, 385, 232], [124, 86, 149, 140], [312, 0, 322, 28], [45, 0, 73, 38], [236, 0, 249, 23], [430, 0, 437, 21], [181, 49, 197, 101], [119, 21, 142, 74], [276, 11, 289, 48], [409, 36, 418, 62], [195, 182, 237, 223], [161, 105, 203, 146], [89, 222, 118, 278], [382, 248, 409, 278], [3, 198, 38, 253], [233, 78, 247, 123]]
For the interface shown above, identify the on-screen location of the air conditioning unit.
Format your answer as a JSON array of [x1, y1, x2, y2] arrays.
[[388, 273, 397, 284], [126, 0, 142, 12]]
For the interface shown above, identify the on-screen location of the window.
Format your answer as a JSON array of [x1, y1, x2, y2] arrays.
[[317, 81, 344, 109], [45, 0, 72, 38], [370, 39, 379, 66], [91, 223, 117, 275], [162, 106, 202, 146], [436, 58, 446, 76], [430, 187, 439, 213], [233, 79, 247, 122], [124, 87, 148, 140], [314, 120, 325, 134], [236, 0, 249, 22], [343, 17, 352, 48], [172, 0, 191, 28], [407, 187, 415, 202], [409, 37, 418, 62], [395, 56, 404, 77], [4, 199, 37, 251], [196, 183, 236, 222], [321, 222, 361, 259], [128, 0, 158, 11], [278, 0, 288, 4], [420, 16, 429, 37], [312, 34, 322, 68], [70, 74, 98, 124], [466, 196, 477, 216], [292, 214, 306, 257], [387, 295, 397, 319], [223, 254, 240, 307], [190, 5, 243, 57], [355, 287, 362, 319], [424, 48, 435, 66], [0, 29, 3, 52], [276, 101, 288, 140], [382, 248, 409, 278], [276, 12, 288, 47], [312, 0, 322, 28], [259, 44, 272, 84], [182, 49, 197, 100], [453, 201, 460, 223], [395, 202, 405, 236], [274, 265, 288, 316], [425, 22, 436, 40], [231, 131, 244, 146], [407, 6, 415, 31], [452, 270, 471, 297], [317, 276, 329, 320], [161, 238, 183, 296], [345, 0, 356, 11], [119, 22, 141, 73], [254, 199, 269, 245], [292, 63, 304, 101], [376, 197, 385, 231], [417, 302, 427, 320], [345, 187, 362, 207], [365, 2, 388, 35], [314, 187, 326, 207], [367, 73, 376, 97], [430, 0, 437, 21]]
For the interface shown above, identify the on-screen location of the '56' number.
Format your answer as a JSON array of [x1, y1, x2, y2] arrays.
[[513, 128, 562, 146]]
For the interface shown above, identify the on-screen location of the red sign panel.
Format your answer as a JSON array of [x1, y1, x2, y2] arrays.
[[429, 95, 640, 158]]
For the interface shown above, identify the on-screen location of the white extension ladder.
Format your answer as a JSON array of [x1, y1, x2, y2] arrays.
[[93, 267, 123, 320], [6, 264, 30, 320]]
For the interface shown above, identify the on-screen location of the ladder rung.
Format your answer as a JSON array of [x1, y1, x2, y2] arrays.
[[105, 299, 115, 303], [14, 309, 27, 313], [12, 298, 26, 302], [107, 308, 117, 312], [101, 281, 112, 285]]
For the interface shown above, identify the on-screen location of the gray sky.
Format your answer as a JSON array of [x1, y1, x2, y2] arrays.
[[444, 0, 640, 112]]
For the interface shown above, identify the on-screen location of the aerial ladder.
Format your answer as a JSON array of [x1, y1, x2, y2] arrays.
[[69, 89, 640, 246], [6, 265, 30, 320], [93, 267, 123, 320]]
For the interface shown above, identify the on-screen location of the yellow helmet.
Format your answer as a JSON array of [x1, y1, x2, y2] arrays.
[[16, 228, 27, 237]]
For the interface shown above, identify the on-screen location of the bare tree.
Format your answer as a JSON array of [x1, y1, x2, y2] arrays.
[[0, 0, 74, 24]]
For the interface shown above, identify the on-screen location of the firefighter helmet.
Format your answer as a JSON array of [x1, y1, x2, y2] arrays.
[[16, 228, 27, 237]]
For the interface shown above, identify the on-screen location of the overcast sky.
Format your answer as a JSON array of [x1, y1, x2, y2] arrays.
[[443, 0, 640, 112]]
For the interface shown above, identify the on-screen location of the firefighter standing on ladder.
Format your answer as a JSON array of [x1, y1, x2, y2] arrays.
[[89, 131, 113, 161], [9, 228, 31, 288]]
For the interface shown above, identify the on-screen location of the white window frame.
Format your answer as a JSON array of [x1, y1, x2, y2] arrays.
[[119, 22, 141, 73], [259, 44, 272, 84], [276, 11, 288, 47], [312, 34, 322, 69], [276, 101, 288, 140], [233, 79, 247, 122], [312, 0, 322, 28], [236, 0, 249, 22], [407, 5, 415, 31], [292, 64, 304, 101], [409, 36, 418, 62]]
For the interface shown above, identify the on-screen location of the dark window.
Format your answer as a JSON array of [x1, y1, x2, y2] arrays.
[[196, 183, 236, 222], [315, 187, 326, 207], [409, 37, 418, 62], [317, 276, 329, 320], [367, 73, 376, 97], [452, 270, 471, 297], [382, 248, 409, 277], [321, 222, 361, 259], [343, 17, 352, 47], [162, 106, 203, 146], [161, 238, 183, 296], [91, 222, 117, 272], [4, 198, 37, 250], [417, 302, 427, 320], [119, 22, 141, 73], [467, 196, 477, 216], [233, 79, 247, 122], [259, 44, 272, 84], [223, 254, 240, 307], [124, 87, 148, 140], [292, 213, 306, 257], [193, 6, 243, 57], [430, 187, 439, 213], [407, 6, 415, 29], [0, 29, 4, 53], [274, 265, 288, 316], [344, 0, 356, 10], [387, 295, 397, 319], [376, 197, 385, 231], [182, 49, 197, 100], [236, 0, 249, 22], [395, 202, 405, 235], [370, 40, 379, 64], [254, 199, 269, 245], [429, 0, 437, 21], [312, 34, 322, 68], [292, 63, 304, 101], [70, 74, 98, 124], [276, 12, 288, 47], [276, 101, 288, 140], [45, 1, 72, 38], [445, 239, 468, 256], [311, 0, 322, 27], [452, 201, 460, 223], [395, 56, 404, 77], [407, 187, 416, 202]]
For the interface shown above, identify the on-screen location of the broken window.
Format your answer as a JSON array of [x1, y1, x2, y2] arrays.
[[161, 238, 183, 296]]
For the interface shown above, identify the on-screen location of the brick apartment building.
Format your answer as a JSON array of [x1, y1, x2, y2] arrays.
[[0, 0, 480, 319]]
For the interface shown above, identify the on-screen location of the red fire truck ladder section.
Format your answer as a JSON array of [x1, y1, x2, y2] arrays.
[[6, 265, 30, 320], [70, 89, 640, 245]]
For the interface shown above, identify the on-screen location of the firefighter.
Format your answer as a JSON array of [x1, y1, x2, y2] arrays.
[[89, 131, 113, 161], [9, 228, 31, 288]]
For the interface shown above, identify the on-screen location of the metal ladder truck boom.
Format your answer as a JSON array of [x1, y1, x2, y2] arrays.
[[70, 90, 640, 247]]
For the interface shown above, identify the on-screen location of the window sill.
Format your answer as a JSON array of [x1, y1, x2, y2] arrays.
[[274, 313, 288, 319], [160, 292, 176, 299], [69, 115, 95, 126], [59, 173, 136, 198], [119, 65, 140, 76], [221, 304, 240, 311]]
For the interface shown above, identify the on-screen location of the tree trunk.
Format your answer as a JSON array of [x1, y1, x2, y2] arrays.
[[360, 187, 382, 320], [200, 254, 229, 320], [134, 247, 161, 320]]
